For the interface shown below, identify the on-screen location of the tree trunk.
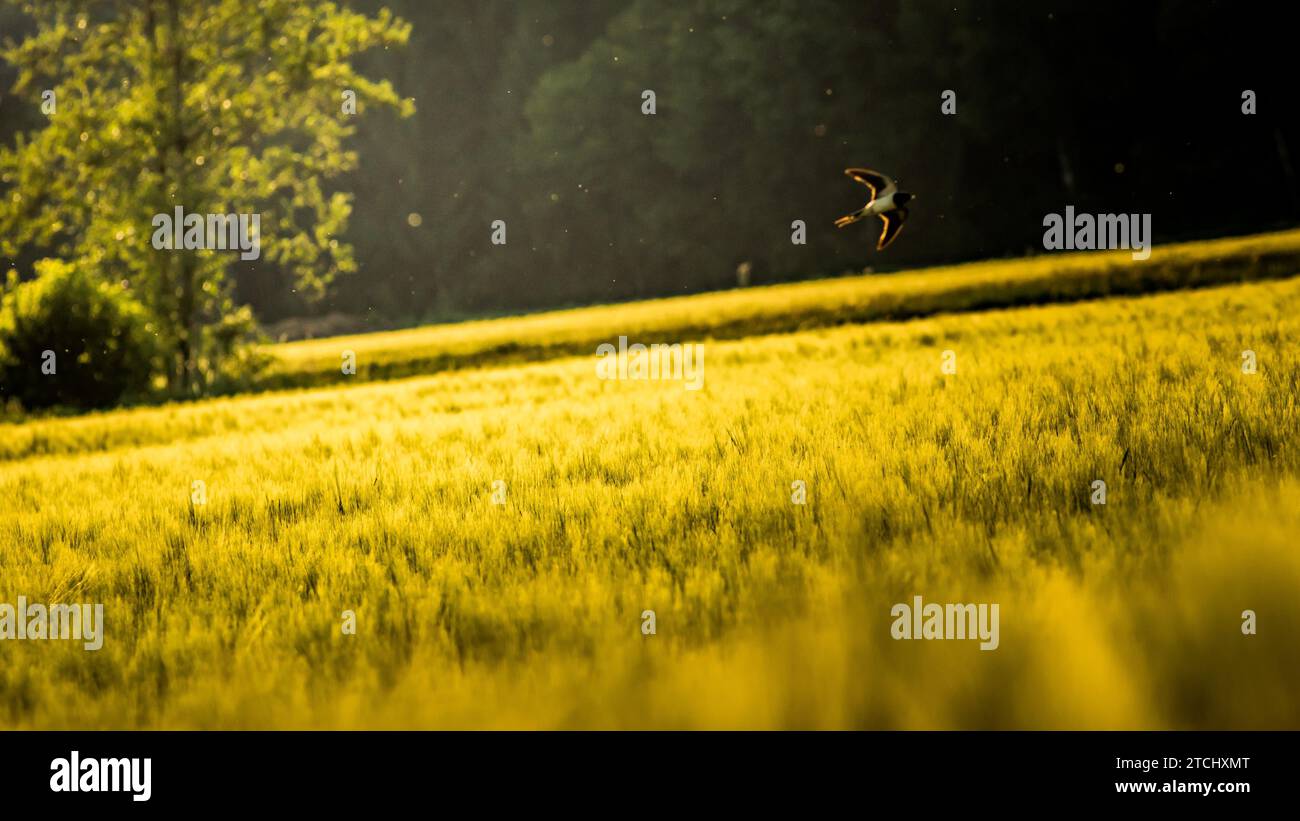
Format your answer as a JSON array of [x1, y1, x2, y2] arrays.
[[166, 0, 196, 395]]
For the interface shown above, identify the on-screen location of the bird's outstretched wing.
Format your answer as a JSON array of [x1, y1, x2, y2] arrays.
[[877, 208, 908, 250], [845, 168, 897, 200]]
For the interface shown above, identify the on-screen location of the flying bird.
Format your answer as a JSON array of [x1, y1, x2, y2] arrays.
[[834, 168, 914, 250]]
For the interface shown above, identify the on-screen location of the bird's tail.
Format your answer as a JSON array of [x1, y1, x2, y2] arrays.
[[834, 207, 868, 228]]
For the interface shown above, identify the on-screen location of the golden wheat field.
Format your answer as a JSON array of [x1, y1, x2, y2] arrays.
[[2, 257, 1299, 729]]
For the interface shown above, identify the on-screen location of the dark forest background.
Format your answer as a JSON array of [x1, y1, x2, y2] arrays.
[[2, 0, 1296, 331]]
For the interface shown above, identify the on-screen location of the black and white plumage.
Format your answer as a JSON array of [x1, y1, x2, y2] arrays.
[[834, 168, 914, 250]]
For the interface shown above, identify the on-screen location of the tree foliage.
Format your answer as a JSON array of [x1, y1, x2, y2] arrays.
[[0, 0, 412, 395], [3, 1, 1294, 336], [0, 258, 157, 409]]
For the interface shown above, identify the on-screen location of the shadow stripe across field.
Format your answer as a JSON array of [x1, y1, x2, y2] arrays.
[[262, 229, 1300, 394]]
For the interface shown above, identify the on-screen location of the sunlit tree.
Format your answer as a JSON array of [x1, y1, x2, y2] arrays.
[[0, 0, 413, 394]]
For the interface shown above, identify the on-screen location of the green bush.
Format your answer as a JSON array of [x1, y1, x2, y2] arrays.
[[0, 259, 159, 410]]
